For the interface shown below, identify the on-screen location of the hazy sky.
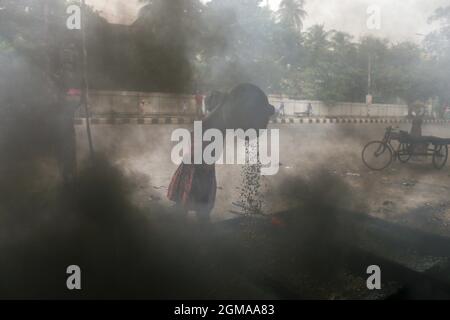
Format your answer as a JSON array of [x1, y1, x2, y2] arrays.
[[87, 0, 448, 43]]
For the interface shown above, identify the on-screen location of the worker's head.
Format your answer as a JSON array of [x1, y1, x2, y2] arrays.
[[411, 101, 426, 117]]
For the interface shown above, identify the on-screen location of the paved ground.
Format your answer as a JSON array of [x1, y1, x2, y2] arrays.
[[71, 122, 450, 299], [75, 122, 450, 223], [5, 118, 450, 298]]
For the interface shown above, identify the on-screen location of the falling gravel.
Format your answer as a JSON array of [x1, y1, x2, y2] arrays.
[[236, 139, 265, 239]]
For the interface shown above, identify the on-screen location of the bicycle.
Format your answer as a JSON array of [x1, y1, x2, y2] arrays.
[[362, 126, 450, 171]]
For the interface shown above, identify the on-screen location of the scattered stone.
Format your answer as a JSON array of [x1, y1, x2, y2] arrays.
[[378, 200, 397, 214], [401, 179, 417, 187], [380, 177, 391, 184], [346, 172, 360, 177], [383, 200, 395, 206], [149, 195, 161, 201]]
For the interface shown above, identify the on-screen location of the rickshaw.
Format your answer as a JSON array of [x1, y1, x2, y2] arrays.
[[362, 126, 450, 171]]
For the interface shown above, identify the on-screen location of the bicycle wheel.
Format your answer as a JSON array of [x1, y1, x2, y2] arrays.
[[398, 143, 412, 163], [432, 144, 448, 170], [362, 141, 393, 171]]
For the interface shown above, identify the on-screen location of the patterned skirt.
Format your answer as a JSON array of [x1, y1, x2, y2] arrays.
[[167, 163, 216, 213]]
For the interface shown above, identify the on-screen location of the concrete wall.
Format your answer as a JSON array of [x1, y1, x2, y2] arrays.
[[267, 96, 409, 118], [84, 90, 410, 118], [86, 90, 200, 116]]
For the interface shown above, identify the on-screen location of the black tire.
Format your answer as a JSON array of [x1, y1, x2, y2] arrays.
[[362, 141, 393, 171], [432, 144, 448, 170], [398, 143, 412, 163]]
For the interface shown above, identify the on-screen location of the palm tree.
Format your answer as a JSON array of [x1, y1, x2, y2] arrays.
[[303, 25, 331, 66], [330, 31, 353, 49], [277, 0, 307, 31], [304, 25, 331, 52]]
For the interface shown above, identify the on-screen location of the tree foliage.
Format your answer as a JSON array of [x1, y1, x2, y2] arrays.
[[277, 0, 307, 32], [0, 1, 449, 108]]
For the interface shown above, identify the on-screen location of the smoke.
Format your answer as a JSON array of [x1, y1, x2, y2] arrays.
[[0, 52, 253, 298], [89, 0, 449, 44], [4, 0, 450, 299], [0, 142, 242, 298], [222, 164, 372, 298], [0, 41, 219, 298], [303, 0, 449, 43], [86, 0, 143, 25]]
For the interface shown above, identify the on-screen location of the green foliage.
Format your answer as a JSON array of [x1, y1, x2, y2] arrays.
[[1, 0, 449, 107], [425, 5, 450, 106], [0, 39, 13, 52], [278, 0, 307, 32], [197, 0, 283, 92]]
